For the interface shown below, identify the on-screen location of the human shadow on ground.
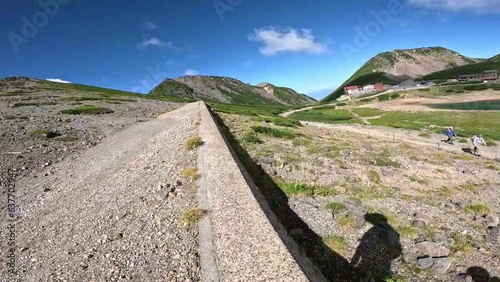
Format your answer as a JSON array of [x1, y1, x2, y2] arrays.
[[351, 214, 403, 281], [458, 267, 500, 282], [462, 148, 474, 155], [210, 108, 402, 282]]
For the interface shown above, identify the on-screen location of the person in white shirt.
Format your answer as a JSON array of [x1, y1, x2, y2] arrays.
[[471, 134, 487, 156]]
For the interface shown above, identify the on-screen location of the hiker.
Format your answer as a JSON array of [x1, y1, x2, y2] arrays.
[[443, 127, 456, 144], [471, 134, 487, 156]]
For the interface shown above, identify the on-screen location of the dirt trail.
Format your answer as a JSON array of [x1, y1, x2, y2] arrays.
[[1, 102, 203, 281], [302, 121, 500, 160]]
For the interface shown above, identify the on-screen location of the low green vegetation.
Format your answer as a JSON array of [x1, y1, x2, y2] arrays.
[[251, 126, 297, 139], [325, 202, 346, 214], [182, 208, 205, 226], [368, 170, 382, 184], [337, 214, 358, 230], [251, 116, 301, 128], [29, 129, 61, 138], [464, 204, 491, 215], [369, 111, 500, 140], [288, 109, 361, 124], [352, 108, 384, 117], [12, 101, 57, 107], [60, 105, 114, 115], [421, 61, 500, 80], [185, 136, 203, 151], [181, 167, 200, 181], [276, 181, 337, 197], [241, 131, 262, 144], [323, 235, 347, 256], [209, 103, 289, 117], [397, 226, 419, 239], [451, 234, 476, 253]]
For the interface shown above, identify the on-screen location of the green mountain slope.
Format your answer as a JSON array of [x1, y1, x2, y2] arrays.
[[489, 54, 500, 62], [149, 76, 313, 106], [149, 79, 195, 99], [0, 77, 192, 102], [322, 47, 480, 103], [421, 61, 500, 81]]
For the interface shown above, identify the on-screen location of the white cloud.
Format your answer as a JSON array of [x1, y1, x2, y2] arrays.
[[46, 78, 71, 84], [408, 0, 500, 13], [136, 37, 174, 49], [143, 21, 158, 30], [249, 27, 327, 56], [184, 69, 199, 76]]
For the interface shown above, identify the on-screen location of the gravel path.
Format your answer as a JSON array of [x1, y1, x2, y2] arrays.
[[303, 121, 499, 160], [1, 102, 202, 281]]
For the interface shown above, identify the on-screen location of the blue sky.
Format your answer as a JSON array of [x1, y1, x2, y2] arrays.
[[1, 0, 499, 99]]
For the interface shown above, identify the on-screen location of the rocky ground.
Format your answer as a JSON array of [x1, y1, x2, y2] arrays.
[[0, 90, 181, 178], [219, 112, 500, 282], [1, 88, 204, 280]]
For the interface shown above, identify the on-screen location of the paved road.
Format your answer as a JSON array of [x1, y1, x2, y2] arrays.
[[0, 103, 202, 281]]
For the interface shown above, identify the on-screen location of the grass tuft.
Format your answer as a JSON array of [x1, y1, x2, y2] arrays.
[[337, 214, 358, 230], [60, 105, 114, 115], [325, 202, 346, 214], [323, 235, 347, 256], [181, 167, 200, 181], [464, 204, 491, 215], [241, 131, 262, 144], [251, 126, 297, 139], [29, 129, 61, 139], [182, 208, 205, 225], [186, 136, 203, 151], [368, 170, 382, 184], [451, 234, 475, 253], [397, 226, 419, 239]]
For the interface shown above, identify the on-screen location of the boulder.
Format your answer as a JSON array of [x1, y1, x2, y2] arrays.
[[485, 215, 499, 227], [416, 241, 450, 258], [432, 257, 452, 275], [417, 257, 433, 269]]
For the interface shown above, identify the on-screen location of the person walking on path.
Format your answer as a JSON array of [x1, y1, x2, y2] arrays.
[[471, 134, 487, 156], [442, 127, 456, 144]]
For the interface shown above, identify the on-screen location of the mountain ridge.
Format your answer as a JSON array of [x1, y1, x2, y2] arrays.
[[150, 75, 315, 105], [322, 46, 483, 102]]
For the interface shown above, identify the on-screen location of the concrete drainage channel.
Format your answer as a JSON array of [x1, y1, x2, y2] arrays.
[[196, 102, 327, 282]]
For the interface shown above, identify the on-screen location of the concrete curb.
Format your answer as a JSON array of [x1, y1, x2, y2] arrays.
[[197, 102, 327, 282]]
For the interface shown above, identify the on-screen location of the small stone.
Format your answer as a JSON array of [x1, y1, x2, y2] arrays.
[[336, 186, 347, 194], [485, 215, 499, 227], [412, 220, 426, 228], [416, 241, 450, 258], [432, 257, 452, 275], [488, 226, 500, 243], [417, 257, 433, 269], [381, 168, 394, 177], [258, 157, 275, 166], [107, 232, 124, 242], [453, 274, 473, 282]]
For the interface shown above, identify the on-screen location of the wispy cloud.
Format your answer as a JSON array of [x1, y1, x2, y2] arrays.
[[46, 78, 71, 84], [408, 0, 500, 13], [249, 27, 327, 56], [243, 60, 254, 67], [184, 69, 199, 76], [143, 21, 158, 30], [136, 37, 174, 49]]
